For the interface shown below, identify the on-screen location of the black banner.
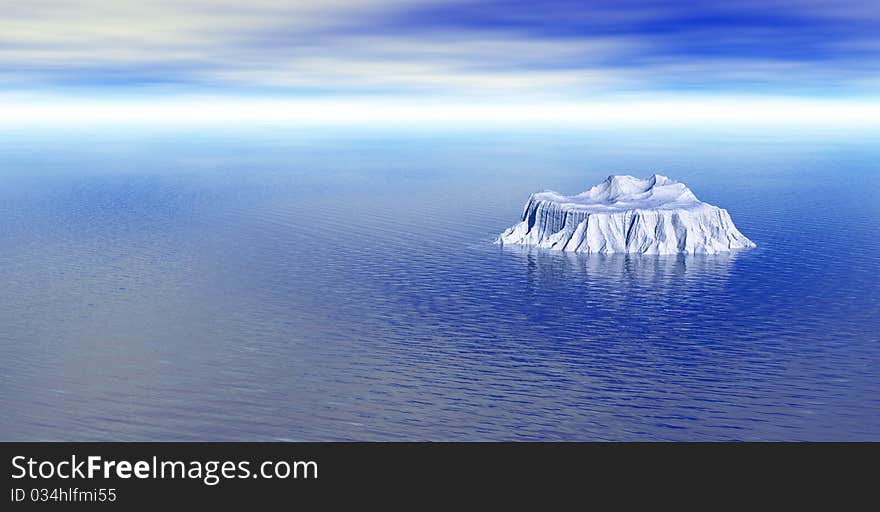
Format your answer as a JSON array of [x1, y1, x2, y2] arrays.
[[1, 443, 873, 507]]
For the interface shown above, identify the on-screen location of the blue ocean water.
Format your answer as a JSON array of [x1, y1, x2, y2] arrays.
[[0, 124, 878, 441]]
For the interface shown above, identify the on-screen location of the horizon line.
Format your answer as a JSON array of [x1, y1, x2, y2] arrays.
[[3, 96, 879, 125]]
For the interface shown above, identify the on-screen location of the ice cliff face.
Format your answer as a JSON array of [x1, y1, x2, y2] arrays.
[[496, 175, 756, 255]]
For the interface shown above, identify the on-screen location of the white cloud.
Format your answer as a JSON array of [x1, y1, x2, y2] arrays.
[[0, 0, 877, 96], [0, 1, 633, 94]]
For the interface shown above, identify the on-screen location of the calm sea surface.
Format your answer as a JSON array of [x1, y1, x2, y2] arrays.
[[1, 124, 878, 440]]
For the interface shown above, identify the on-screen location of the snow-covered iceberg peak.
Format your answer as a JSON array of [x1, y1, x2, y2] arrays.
[[496, 174, 756, 255]]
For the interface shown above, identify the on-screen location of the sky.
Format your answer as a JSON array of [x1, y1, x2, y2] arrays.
[[2, 0, 879, 123]]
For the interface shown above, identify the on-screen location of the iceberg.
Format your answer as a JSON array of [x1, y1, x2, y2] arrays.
[[496, 175, 756, 255]]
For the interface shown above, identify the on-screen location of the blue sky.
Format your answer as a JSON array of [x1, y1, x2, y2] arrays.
[[2, 1, 878, 123], [2, 0, 877, 97]]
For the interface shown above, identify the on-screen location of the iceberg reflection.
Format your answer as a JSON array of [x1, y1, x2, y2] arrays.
[[504, 244, 738, 291]]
